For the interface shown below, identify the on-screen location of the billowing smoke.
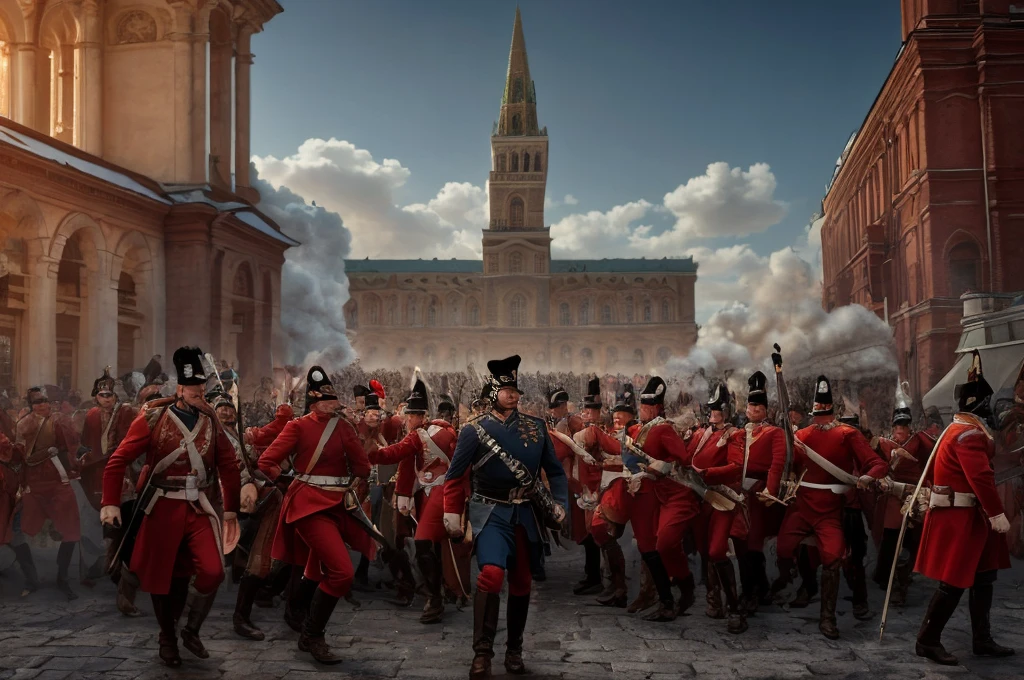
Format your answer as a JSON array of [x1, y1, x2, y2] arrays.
[[250, 167, 355, 368], [666, 247, 897, 406]]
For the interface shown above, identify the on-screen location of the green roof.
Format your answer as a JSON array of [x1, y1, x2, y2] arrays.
[[343, 257, 697, 274]]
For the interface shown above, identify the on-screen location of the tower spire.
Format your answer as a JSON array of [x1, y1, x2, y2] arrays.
[[496, 6, 539, 137]]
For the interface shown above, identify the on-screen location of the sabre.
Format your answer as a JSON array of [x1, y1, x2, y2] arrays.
[[879, 424, 953, 641]]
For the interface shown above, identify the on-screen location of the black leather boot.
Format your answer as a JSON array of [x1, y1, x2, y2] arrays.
[[234, 575, 266, 640], [916, 582, 964, 665], [415, 540, 445, 624], [387, 546, 417, 606], [574, 536, 603, 595], [818, 563, 841, 640], [705, 561, 724, 619], [56, 541, 78, 600], [298, 588, 343, 664], [285, 576, 319, 632], [352, 554, 372, 592], [116, 565, 142, 617], [790, 547, 817, 608], [596, 540, 627, 607], [751, 550, 771, 611], [12, 543, 39, 596], [845, 561, 871, 620], [150, 593, 182, 668], [715, 560, 747, 634], [180, 586, 218, 658], [640, 552, 676, 622], [470, 590, 501, 679], [970, 572, 1014, 658], [673, 573, 696, 616], [626, 561, 658, 613], [769, 556, 794, 605], [504, 593, 530, 675]]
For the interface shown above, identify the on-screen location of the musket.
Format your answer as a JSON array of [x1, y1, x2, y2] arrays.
[[767, 343, 799, 505], [879, 424, 954, 641]]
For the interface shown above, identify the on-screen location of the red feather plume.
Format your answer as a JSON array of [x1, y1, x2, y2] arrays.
[[369, 379, 386, 400]]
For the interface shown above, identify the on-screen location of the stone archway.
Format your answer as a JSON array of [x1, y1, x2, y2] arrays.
[[0, 190, 48, 391], [111, 230, 157, 375]]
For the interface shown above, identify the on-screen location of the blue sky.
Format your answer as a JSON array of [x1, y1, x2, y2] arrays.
[[250, 0, 903, 319]]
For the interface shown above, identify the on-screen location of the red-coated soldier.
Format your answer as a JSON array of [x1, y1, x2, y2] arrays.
[[765, 375, 888, 640], [80, 367, 139, 615], [257, 366, 374, 665], [100, 347, 242, 667], [913, 356, 1013, 666], [369, 379, 459, 623], [726, 371, 786, 614], [545, 386, 602, 596], [689, 383, 745, 634], [15, 385, 83, 600], [584, 376, 698, 622]]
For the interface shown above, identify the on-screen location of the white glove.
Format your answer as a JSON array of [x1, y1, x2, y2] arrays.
[[443, 512, 463, 538], [856, 474, 876, 490], [989, 513, 1011, 534], [579, 450, 598, 466], [876, 477, 892, 493], [100, 505, 121, 528], [240, 483, 258, 513], [646, 459, 674, 476], [396, 495, 413, 516], [627, 473, 645, 495], [47, 446, 59, 456]]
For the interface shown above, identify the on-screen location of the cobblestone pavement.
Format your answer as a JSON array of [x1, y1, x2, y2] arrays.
[[1, 542, 1022, 680]]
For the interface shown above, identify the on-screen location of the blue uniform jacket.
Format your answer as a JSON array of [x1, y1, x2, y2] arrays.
[[446, 410, 568, 554]]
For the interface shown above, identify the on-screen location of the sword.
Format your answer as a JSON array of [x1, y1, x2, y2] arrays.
[[620, 436, 736, 512], [796, 440, 862, 489], [344, 487, 392, 551], [549, 428, 599, 465]]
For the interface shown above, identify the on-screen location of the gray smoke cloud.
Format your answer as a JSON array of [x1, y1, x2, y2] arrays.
[[666, 247, 897, 400], [250, 167, 355, 368]]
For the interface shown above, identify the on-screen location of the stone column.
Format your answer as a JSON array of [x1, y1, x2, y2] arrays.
[[234, 26, 256, 201], [56, 45, 75, 144], [208, 27, 233, 191], [76, 1, 104, 155], [191, 31, 209, 183], [10, 44, 48, 133], [81, 252, 119, 389], [24, 257, 58, 388], [168, 3, 194, 183]]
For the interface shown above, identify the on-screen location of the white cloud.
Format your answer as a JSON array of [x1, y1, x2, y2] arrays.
[[544, 193, 580, 210], [253, 138, 484, 259], [549, 201, 654, 258], [662, 162, 787, 239]]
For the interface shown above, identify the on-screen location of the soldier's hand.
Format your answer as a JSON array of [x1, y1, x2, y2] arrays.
[[47, 446, 59, 457], [240, 483, 258, 513], [222, 513, 240, 554], [552, 504, 566, 524], [989, 513, 1011, 534], [893, 447, 917, 463], [443, 512, 464, 539], [100, 505, 121, 529], [243, 427, 257, 446], [626, 474, 644, 495], [396, 495, 413, 516], [856, 474, 876, 490], [876, 477, 892, 493]]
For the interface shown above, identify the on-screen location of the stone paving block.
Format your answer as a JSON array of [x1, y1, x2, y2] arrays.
[[0, 660, 47, 673]]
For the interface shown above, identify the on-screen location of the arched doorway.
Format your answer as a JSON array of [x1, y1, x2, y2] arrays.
[[55, 228, 101, 393], [114, 232, 155, 376]]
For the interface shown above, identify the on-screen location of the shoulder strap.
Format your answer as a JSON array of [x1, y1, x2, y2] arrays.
[[471, 422, 535, 487], [305, 416, 339, 475]]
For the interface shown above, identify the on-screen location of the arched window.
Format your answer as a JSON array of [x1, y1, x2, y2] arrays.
[[511, 153, 519, 172], [601, 304, 613, 324], [559, 302, 571, 326], [581, 348, 593, 365], [509, 251, 523, 273], [657, 347, 671, 364], [117, 272, 137, 308], [427, 300, 438, 326], [633, 349, 644, 365], [346, 302, 358, 328], [534, 253, 544, 273], [561, 345, 572, 362], [447, 294, 461, 325], [661, 299, 671, 322], [497, 154, 506, 172], [467, 349, 479, 367], [606, 347, 618, 367], [948, 241, 981, 297], [625, 296, 634, 323], [579, 300, 590, 325], [643, 299, 652, 323], [511, 114, 522, 134], [509, 197, 524, 228], [468, 301, 480, 326], [523, 153, 530, 172], [408, 298, 418, 325], [387, 297, 397, 325], [534, 153, 542, 172], [512, 78, 524, 103], [366, 295, 380, 325], [509, 294, 527, 327]]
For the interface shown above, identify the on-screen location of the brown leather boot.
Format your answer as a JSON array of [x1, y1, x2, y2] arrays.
[[705, 564, 724, 619], [233, 576, 266, 641], [596, 541, 628, 608], [627, 561, 658, 613], [150, 593, 181, 668], [470, 590, 500, 679], [298, 588, 343, 665], [116, 566, 142, 617], [969, 573, 1014, 658], [916, 582, 963, 665], [818, 563, 841, 640], [640, 552, 676, 622], [715, 559, 747, 634], [181, 586, 218, 658], [416, 541, 445, 624]]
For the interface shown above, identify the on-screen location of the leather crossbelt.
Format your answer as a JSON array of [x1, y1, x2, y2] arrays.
[[928, 486, 977, 508], [294, 473, 352, 488]]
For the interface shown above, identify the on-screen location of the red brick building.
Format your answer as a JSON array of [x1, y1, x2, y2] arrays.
[[821, 0, 1024, 402]]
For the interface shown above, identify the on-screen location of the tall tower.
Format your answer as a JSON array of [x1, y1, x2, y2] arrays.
[[483, 8, 551, 280]]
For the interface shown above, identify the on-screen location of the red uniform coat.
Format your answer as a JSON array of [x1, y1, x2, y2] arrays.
[[690, 425, 744, 560], [248, 405, 294, 454], [258, 411, 374, 564], [915, 414, 1010, 589], [727, 422, 786, 549], [873, 432, 931, 533], [549, 414, 600, 544], [15, 412, 81, 541], [79, 403, 137, 509], [101, 400, 241, 593], [0, 433, 21, 545]]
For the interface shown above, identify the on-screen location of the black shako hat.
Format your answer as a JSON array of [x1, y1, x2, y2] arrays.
[[438, 393, 456, 415], [305, 365, 338, 407], [811, 375, 834, 416], [92, 366, 117, 397], [547, 387, 569, 410], [640, 376, 667, 406], [582, 376, 602, 409], [707, 383, 730, 412], [747, 371, 769, 407], [405, 379, 429, 415], [613, 383, 636, 414], [353, 385, 371, 399], [957, 350, 993, 415], [838, 413, 860, 427], [892, 407, 913, 427], [486, 355, 523, 399], [364, 393, 382, 411], [173, 347, 207, 386]]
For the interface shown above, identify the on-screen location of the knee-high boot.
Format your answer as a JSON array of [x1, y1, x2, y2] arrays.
[[705, 561, 724, 619], [298, 587, 343, 664], [234, 575, 266, 640], [12, 543, 39, 595], [285, 574, 319, 632], [818, 562, 841, 640], [627, 560, 658, 613], [504, 593, 530, 675], [790, 547, 817, 608], [470, 590, 501, 680], [150, 593, 182, 668], [181, 585, 218, 658], [116, 565, 142, 617], [844, 560, 871, 620], [715, 559, 747, 634], [574, 536, 603, 595], [597, 540, 627, 607], [415, 540, 445, 624], [386, 545, 417, 606], [56, 541, 78, 600], [969, 572, 1014, 658], [640, 551, 676, 622], [916, 582, 964, 665]]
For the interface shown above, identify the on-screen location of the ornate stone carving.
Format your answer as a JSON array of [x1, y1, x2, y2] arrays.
[[116, 10, 158, 44]]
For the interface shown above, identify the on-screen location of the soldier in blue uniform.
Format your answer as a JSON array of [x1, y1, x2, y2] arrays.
[[443, 355, 568, 680]]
